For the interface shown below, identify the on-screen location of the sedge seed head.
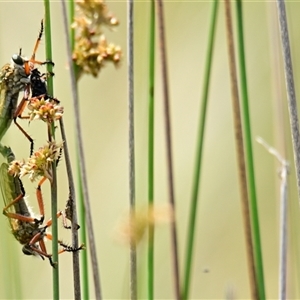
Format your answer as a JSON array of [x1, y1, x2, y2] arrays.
[[27, 97, 64, 123], [115, 204, 173, 245], [10, 141, 63, 182], [72, 0, 122, 79]]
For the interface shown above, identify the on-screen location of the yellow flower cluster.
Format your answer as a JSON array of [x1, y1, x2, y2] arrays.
[[8, 141, 63, 183], [27, 97, 64, 123]]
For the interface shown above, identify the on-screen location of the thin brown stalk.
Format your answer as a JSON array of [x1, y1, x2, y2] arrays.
[[59, 117, 81, 300], [155, 1, 180, 299], [60, 0, 102, 299], [224, 0, 258, 299]]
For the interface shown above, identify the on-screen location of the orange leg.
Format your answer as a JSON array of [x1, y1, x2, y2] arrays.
[[36, 178, 70, 229], [31, 19, 43, 61], [13, 21, 54, 155], [36, 183, 45, 218], [13, 87, 34, 155], [26, 230, 55, 267], [13, 118, 34, 155], [28, 212, 82, 267], [42, 210, 71, 230], [3, 193, 43, 224], [23, 19, 44, 75]]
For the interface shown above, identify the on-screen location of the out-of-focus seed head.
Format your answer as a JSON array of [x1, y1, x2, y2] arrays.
[[27, 97, 64, 123], [115, 204, 174, 245], [72, 0, 122, 79]]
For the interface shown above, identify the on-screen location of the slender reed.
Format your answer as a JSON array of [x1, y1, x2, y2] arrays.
[[147, 1, 155, 299], [43, 2, 59, 299], [256, 138, 288, 300], [268, 4, 300, 294], [224, 0, 258, 298], [182, 1, 218, 298], [68, 1, 89, 299], [59, 118, 81, 300], [60, 1, 102, 299], [155, 1, 180, 299], [127, 0, 137, 299], [276, 0, 300, 205], [235, 1, 265, 298]]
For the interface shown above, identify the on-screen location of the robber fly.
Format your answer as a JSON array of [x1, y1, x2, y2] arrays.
[[0, 21, 53, 154], [0, 144, 83, 267]]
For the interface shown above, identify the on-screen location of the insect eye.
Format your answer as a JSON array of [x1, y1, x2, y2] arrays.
[[22, 245, 34, 256], [12, 54, 24, 66]]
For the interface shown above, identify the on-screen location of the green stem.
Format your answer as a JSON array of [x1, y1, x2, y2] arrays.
[[147, 1, 155, 300], [67, 2, 88, 299], [77, 158, 89, 300], [235, 1, 265, 299], [44, 3, 54, 96], [182, 1, 219, 299], [69, 0, 75, 51], [60, 0, 102, 298], [44, 1, 59, 299], [69, 0, 80, 79]]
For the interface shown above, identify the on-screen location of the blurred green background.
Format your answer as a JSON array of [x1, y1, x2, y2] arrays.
[[0, 1, 299, 299]]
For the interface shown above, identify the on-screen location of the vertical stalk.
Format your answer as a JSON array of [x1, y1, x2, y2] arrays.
[[276, 0, 300, 203], [278, 163, 288, 300], [182, 1, 218, 299], [77, 159, 89, 300], [147, 1, 155, 299], [235, 1, 265, 298], [59, 118, 82, 300], [156, 1, 180, 299], [66, 1, 87, 299], [127, 0, 137, 299], [60, 1, 102, 299], [44, 2, 59, 299], [224, 0, 259, 298], [256, 138, 289, 300]]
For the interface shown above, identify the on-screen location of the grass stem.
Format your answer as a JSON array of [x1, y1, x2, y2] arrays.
[[235, 1, 265, 298], [256, 137, 288, 300], [67, 1, 89, 298], [224, 1, 259, 298], [182, 1, 218, 298], [156, 1, 181, 298], [60, 1, 102, 299], [43, 2, 59, 299], [276, 0, 300, 205], [147, 1, 155, 299], [127, 0, 137, 299], [59, 118, 82, 300]]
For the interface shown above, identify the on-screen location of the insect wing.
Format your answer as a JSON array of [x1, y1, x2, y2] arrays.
[[0, 162, 19, 233], [0, 161, 26, 215], [0, 64, 21, 141], [0, 163, 13, 209]]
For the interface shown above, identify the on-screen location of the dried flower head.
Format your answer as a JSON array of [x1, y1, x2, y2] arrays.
[[72, 0, 122, 78], [76, 0, 118, 27], [115, 204, 173, 245], [9, 141, 63, 183], [27, 97, 64, 123]]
